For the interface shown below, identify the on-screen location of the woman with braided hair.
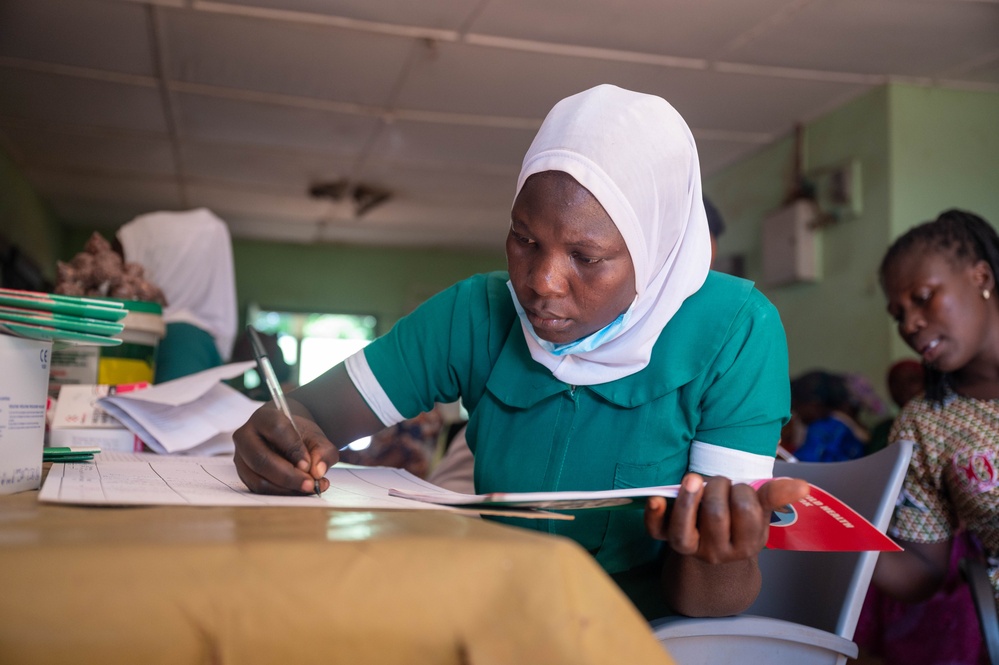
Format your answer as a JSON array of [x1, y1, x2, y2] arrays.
[[872, 209, 999, 624]]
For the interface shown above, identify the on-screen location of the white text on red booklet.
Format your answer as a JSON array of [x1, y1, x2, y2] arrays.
[[751, 480, 901, 552]]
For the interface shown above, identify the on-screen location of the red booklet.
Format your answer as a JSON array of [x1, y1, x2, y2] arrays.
[[751, 480, 901, 552], [389, 480, 901, 552]]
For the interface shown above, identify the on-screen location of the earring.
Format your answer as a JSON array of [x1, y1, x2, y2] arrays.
[[985, 289, 992, 300]]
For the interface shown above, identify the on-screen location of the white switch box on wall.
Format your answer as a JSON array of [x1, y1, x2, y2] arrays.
[[762, 199, 820, 286]]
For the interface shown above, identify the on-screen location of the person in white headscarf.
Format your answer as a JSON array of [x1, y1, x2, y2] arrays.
[[233, 85, 806, 618], [116, 208, 237, 383]]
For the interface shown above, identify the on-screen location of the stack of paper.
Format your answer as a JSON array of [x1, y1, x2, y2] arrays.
[[0, 288, 125, 346], [95, 362, 262, 456]]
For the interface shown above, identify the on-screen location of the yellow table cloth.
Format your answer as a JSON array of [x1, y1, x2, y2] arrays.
[[0, 476, 674, 665]]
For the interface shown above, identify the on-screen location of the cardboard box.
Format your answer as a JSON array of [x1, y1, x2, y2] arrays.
[[50, 383, 148, 453], [0, 335, 52, 494]]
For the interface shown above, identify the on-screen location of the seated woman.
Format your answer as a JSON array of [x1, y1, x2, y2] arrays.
[[116, 208, 238, 383], [233, 84, 807, 618], [868, 209, 999, 662], [789, 370, 868, 462]]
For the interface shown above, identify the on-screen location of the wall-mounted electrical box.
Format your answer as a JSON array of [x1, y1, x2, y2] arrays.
[[762, 199, 820, 286]]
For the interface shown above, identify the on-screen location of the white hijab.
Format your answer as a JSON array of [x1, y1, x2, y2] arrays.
[[117, 208, 238, 361], [511, 84, 712, 385]]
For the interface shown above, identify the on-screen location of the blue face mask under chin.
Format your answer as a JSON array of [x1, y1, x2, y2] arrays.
[[507, 281, 634, 357]]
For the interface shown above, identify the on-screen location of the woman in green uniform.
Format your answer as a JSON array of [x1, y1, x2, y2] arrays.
[[234, 84, 807, 618]]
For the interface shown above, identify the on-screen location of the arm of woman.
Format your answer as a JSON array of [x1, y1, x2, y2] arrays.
[[645, 474, 809, 616], [872, 539, 952, 603], [235, 275, 498, 495], [233, 363, 385, 495], [872, 402, 955, 603]]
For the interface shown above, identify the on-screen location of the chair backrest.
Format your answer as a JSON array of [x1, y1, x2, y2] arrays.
[[745, 440, 913, 638], [960, 556, 999, 665]]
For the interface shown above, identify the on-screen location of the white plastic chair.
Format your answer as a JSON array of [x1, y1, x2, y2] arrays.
[[961, 555, 999, 665], [652, 440, 913, 665]]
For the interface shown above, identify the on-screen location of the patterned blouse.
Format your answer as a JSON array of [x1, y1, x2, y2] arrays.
[[889, 393, 999, 602]]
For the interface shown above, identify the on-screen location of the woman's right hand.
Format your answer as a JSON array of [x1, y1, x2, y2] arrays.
[[233, 403, 340, 495]]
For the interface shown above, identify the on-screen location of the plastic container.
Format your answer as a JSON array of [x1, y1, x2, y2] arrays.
[[97, 299, 165, 385]]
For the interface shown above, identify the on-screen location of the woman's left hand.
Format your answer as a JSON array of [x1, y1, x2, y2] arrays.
[[643, 473, 809, 616], [644, 474, 809, 563]]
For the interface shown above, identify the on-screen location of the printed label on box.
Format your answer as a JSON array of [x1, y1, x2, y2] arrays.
[[0, 336, 52, 494]]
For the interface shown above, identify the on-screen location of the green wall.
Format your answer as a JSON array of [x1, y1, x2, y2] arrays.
[[706, 83, 999, 399], [888, 85, 999, 232], [0, 147, 63, 285], [231, 239, 506, 334]]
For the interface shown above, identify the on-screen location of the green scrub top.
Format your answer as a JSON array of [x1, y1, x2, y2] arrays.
[[154, 321, 222, 384], [361, 270, 789, 576]]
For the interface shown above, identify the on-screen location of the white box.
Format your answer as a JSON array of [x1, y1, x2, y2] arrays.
[[0, 335, 52, 494], [51, 384, 148, 453], [762, 199, 820, 286]]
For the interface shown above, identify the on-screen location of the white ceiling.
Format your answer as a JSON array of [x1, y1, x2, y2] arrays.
[[2, 0, 997, 250]]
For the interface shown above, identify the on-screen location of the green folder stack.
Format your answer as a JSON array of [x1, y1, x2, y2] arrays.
[[42, 446, 101, 463], [0, 288, 126, 346]]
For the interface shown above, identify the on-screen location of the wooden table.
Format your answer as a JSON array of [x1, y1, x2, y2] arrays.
[[0, 473, 674, 665]]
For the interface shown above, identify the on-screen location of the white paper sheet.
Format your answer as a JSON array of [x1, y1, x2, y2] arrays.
[[96, 363, 262, 456], [38, 453, 463, 509], [115, 361, 256, 407]]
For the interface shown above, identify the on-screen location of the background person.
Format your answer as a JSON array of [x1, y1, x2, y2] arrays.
[[116, 208, 238, 383], [843, 371, 889, 433], [869, 209, 999, 661], [787, 369, 868, 462], [229, 327, 295, 400], [339, 408, 445, 479], [703, 196, 725, 265], [866, 359, 925, 455], [233, 84, 807, 619]]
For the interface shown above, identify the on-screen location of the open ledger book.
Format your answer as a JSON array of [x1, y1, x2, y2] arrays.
[[389, 480, 902, 552]]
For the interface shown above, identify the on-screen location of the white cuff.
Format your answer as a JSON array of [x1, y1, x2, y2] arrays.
[[344, 350, 404, 427], [689, 440, 775, 483]]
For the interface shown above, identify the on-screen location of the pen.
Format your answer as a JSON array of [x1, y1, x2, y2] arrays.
[[246, 326, 322, 497]]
